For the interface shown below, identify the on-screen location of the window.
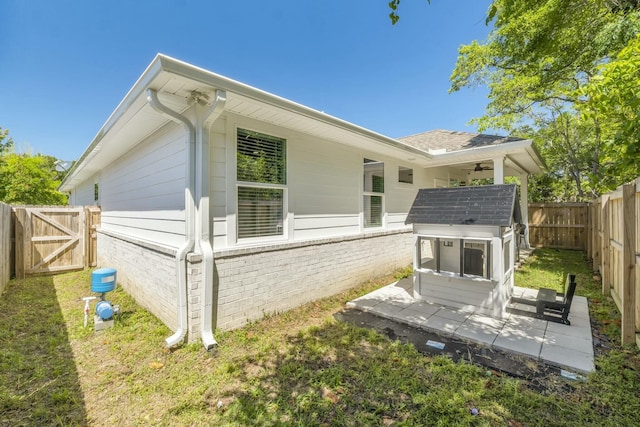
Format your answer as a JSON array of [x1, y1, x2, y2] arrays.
[[417, 236, 491, 279], [236, 128, 286, 239], [503, 239, 512, 275], [398, 166, 413, 184], [363, 158, 384, 227]]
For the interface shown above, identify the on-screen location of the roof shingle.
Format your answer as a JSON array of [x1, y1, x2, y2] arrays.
[[405, 184, 522, 226], [398, 129, 524, 153]]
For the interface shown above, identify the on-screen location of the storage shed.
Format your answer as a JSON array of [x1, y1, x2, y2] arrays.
[[405, 184, 522, 318]]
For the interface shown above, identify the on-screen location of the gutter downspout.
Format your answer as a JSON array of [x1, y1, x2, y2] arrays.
[[146, 88, 196, 348], [193, 89, 227, 350]]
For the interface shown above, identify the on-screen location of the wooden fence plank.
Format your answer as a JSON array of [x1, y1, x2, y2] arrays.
[[0, 203, 11, 294], [622, 183, 636, 344], [528, 203, 588, 250], [602, 195, 611, 295]]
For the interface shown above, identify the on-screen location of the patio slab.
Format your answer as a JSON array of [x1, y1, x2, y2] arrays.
[[347, 277, 595, 373]]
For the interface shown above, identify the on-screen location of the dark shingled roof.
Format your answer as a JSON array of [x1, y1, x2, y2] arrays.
[[398, 129, 524, 153], [405, 184, 522, 226]]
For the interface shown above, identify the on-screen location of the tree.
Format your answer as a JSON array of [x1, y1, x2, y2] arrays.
[[580, 33, 640, 167], [0, 127, 14, 155], [449, 0, 640, 198], [0, 153, 68, 205]]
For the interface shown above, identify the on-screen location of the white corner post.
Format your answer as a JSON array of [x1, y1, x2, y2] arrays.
[[493, 156, 505, 184], [519, 173, 530, 248]]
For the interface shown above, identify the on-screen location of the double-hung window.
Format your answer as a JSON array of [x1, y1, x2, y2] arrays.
[[363, 158, 384, 228], [236, 128, 286, 239]]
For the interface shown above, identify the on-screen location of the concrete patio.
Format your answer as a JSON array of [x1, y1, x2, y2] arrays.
[[347, 278, 594, 373]]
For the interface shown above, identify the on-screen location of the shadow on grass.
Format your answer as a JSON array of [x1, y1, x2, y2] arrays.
[[0, 276, 87, 425], [205, 321, 584, 426]]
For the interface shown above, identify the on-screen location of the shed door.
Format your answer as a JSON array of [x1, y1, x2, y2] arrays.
[[463, 248, 484, 276]]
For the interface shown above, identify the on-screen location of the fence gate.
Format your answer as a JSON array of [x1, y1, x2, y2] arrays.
[[86, 206, 100, 267], [14, 207, 86, 278]]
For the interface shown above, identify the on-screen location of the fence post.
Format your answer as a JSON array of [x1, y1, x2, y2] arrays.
[[602, 195, 611, 295], [621, 182, 636, 344], [591, 199, 600, 272], [14, 208, 25, 279]]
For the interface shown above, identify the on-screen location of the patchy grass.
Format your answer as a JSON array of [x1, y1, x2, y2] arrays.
[[1, 250, 639, 426]]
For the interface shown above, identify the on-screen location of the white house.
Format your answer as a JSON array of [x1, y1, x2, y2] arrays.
[[59, 54, 545, 348]]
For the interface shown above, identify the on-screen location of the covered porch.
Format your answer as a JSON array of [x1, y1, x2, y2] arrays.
[[399, 130, 546, 248]]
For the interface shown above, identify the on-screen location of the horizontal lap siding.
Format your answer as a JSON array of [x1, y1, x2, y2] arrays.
[[72, 179, 97, 206], [210, 117, 228, 247], [417, 273, 498, 314], [290, 133, 360, 239], [100, 124, 186, 247], [217, 115, 425, 247]]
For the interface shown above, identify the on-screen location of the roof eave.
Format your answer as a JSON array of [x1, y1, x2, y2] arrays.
[[60, 54, 431, 192], [425, 139, 546, 173], [59, 55, 166, 192], [156, 54, 431, 159]]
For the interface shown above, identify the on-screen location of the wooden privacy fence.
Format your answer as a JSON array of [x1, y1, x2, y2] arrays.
[[588, 178, 640, 346], [528, 203, 589, 250], [0, 202, 11, 294], [10, 206, 100, 279]]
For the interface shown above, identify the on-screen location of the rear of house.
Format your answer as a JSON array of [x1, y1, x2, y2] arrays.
[[60, 55, 452, 346], [60, 54, 544, 347]]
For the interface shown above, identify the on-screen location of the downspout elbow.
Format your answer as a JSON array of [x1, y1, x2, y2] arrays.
[[147, 88, 196, 348]]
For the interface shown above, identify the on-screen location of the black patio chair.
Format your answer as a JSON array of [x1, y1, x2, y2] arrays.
[[507, 274, 577, 325]]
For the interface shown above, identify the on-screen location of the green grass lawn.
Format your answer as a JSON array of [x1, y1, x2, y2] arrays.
[[1, 249, 640, 426]]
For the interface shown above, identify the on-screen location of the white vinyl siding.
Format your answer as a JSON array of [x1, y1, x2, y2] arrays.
[[71, 177, 99, 206], [236, 128, 287, 240], [99, 123, 187, 247], [220, 116, 433, 246]]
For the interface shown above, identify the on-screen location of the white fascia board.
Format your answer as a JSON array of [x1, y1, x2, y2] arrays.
[[426, 139, 545, 172]]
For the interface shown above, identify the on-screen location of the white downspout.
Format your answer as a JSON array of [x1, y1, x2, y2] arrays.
[[193, 89, 226, 349], [146, 88, 196, 348]]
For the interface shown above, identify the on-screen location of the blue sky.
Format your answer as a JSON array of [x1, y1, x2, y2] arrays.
[[0, 0, 493, 162]]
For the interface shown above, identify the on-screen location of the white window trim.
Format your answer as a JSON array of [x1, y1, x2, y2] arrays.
[[362, 157, 385, 230], [233, 125, 289, 245], [414, 235, 493, 281]]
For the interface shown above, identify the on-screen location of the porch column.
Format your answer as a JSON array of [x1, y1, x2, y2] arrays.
[[519, 173, 530, 248], [493, 156, 505, 184]]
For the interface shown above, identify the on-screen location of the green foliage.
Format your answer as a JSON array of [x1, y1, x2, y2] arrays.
[[0, 127, 68, 205], [388, 0, 431, 25], [580, 34, 640, 168], [0, 127, 14, 155], [0, 153, 67, 205], [450, 1, 640, 200]]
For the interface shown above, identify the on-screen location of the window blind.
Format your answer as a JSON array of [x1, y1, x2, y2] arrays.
[[237, 128, 286, 184]]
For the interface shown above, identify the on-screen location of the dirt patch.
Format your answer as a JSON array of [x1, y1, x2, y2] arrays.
[[335, 309, 590, 395]]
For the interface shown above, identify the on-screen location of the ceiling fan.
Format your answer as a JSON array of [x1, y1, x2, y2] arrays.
[[471, 162, 493, 172]]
